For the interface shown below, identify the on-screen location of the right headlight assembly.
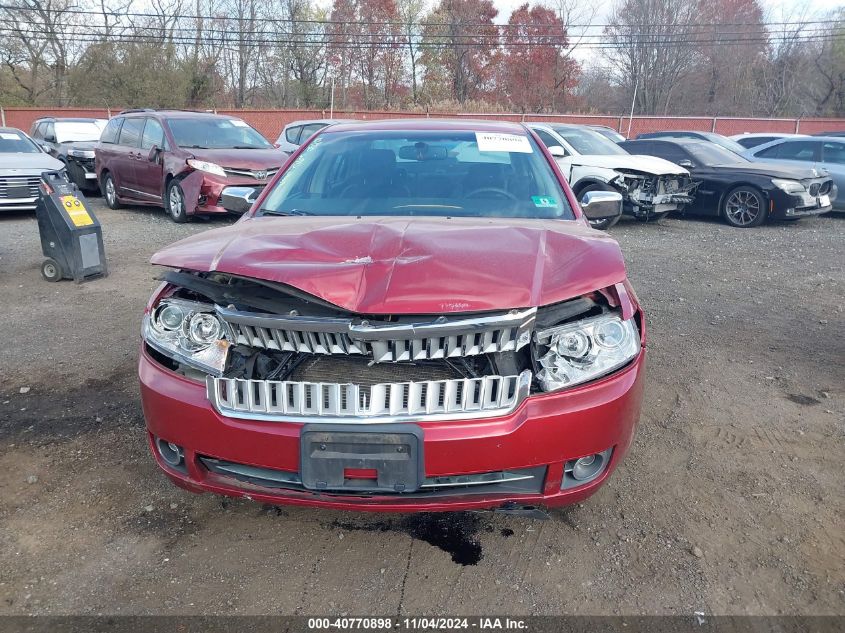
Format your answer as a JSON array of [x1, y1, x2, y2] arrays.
[[143, 297, 230, 375], [534, 312, 640, 392]]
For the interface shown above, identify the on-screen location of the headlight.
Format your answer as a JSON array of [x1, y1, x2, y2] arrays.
[[187, 159, 227, 177], [68, 149, 95, 159], [771, 178, 806, 194], [534, 313, 640, 392], [143, 297, 229, 374]]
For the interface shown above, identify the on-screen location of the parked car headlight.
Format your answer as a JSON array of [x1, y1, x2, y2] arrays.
[[143, 297, 229, 374], [771, 178, 806, 194], [68, 149, 96, 159], [534, 313, 640, 392], [187, 159, 227, 177]]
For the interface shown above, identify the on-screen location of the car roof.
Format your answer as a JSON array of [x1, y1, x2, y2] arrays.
[[326, 118, 530, 134], [285, 118, 355, 127], [0, 126, 25, 134], [624, 137, 702, 147], [119, 109, 238, 120], [731, 132, 803, 138], [34, 117, 105, 123]]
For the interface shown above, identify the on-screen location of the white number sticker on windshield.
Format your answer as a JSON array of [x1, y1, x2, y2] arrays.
[[230, 120, 249, 127], [475, 132, 533, 154], [0, 132, 21, 140]]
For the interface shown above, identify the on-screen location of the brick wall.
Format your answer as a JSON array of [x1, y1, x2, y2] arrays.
[[2, 106, 843, 141]]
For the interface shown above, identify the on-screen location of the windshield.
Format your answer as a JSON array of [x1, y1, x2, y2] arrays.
[[258, 130, 574, 220], [705, 133, 747, 155], [166, 118, 271, 149], [552, 126, 628, 155], [55, 121, 106, 143], [688, 142, 749, 165], [0, 130, 41, 154]]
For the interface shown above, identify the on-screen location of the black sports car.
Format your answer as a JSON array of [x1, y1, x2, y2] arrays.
[[619, 138, 836, 227]]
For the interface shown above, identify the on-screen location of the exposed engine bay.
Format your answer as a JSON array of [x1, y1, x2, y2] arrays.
[[615, 171, 698, 219], [143, 270, 641, 421]]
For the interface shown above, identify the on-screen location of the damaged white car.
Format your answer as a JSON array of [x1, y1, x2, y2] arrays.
[[529, 123, 697, 229]]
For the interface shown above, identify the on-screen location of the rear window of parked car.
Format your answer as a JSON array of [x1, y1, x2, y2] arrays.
[[100, 118, 122, 144], [757, 140, 819, 161], [118, 118, 144, 147]]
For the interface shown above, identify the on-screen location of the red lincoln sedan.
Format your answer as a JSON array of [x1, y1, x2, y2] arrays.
[[138, 119, 645, 512]]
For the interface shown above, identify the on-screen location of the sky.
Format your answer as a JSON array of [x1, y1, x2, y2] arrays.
[[485, 0, 845, 64], [490, 0, 844, 21]]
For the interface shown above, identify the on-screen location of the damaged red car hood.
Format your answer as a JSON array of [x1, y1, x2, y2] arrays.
[[151, 216, 627, 314]]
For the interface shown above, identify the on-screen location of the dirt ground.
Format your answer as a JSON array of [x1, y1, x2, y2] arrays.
[[0, 199, 842, 616]]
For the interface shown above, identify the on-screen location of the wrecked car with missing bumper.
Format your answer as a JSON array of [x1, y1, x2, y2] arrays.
[[139, 120, 646, 512], [529, 123, 697, 229]]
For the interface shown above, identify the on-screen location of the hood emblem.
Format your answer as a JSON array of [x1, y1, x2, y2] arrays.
[[254, 170, 268, 180]]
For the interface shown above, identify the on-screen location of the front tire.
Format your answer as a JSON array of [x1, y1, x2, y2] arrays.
[[165, 180, 189, 223], [578, 182, 621, 230], [101, 172, 121, 209], [722, 186, 767, 228]]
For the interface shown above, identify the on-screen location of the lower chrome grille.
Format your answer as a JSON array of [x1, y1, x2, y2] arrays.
[[206, 370, 531, 422], [0, 176, 40, 199]]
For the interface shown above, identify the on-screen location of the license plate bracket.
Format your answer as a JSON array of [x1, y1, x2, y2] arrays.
[[7, 184, 29, 199], [300, 424, 424, 493]]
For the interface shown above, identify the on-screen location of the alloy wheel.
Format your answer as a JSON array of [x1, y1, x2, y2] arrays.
[[169, 186, 183, 218], [105, 178, 116, 206], [725, 190, 761, 226]]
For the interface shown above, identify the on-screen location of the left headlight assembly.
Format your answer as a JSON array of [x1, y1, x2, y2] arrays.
[[143, 297, 229, 375], [534, 312, 640, 392]]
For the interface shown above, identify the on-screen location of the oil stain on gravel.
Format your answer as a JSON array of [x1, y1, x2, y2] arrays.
[[330, 512, 486, 565]]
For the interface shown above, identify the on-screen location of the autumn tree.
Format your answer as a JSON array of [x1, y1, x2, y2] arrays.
[[499, 3, 579, 112], [328, 0, 405, 108], [420, 0, 499, 104]]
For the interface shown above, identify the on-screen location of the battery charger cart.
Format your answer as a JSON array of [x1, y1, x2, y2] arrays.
[[35, 170, 108, 283]]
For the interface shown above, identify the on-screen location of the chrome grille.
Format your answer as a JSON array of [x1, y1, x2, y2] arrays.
[[0, 176, 40, 199], [222, 166, 280, 181], [206, 370, 531, 423], [217, 306, 535, 361]]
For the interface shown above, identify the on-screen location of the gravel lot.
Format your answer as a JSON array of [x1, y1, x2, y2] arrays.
[[0, 199, 843, 616]]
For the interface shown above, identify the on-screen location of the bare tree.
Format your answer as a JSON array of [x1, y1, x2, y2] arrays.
[[604, 0, 701, 115]]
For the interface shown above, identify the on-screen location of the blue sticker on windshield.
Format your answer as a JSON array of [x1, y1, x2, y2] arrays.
[[532, 196, 557, 208]]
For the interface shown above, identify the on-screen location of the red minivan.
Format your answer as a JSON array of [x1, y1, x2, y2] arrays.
[[95, 110, 288, 222]]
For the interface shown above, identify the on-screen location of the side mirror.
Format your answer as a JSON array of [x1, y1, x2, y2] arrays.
[[148, 145, 160, 162], [221, 186, 259, 214], [548, 145, 567, 158], [581, 190, 623, 221], [678, 159, 694, 169]]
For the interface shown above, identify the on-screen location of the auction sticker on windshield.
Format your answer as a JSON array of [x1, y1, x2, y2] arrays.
[[532, 196, 558, 208], [475, 132, 532, 153]]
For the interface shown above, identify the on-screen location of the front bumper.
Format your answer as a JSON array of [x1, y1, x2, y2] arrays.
[[771, 184, 838, 219], [139, 344, 646, 512], [192, 173, 267, 215]]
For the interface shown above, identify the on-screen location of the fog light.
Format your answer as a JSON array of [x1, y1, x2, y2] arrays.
[[156, 438, 184, 467], [562, 448, 613, 489]]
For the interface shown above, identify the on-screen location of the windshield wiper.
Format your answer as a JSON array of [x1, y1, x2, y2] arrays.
[[181, 144, 209, 149], [260, 208, 315, 216], [231, 145, 263, 149]]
